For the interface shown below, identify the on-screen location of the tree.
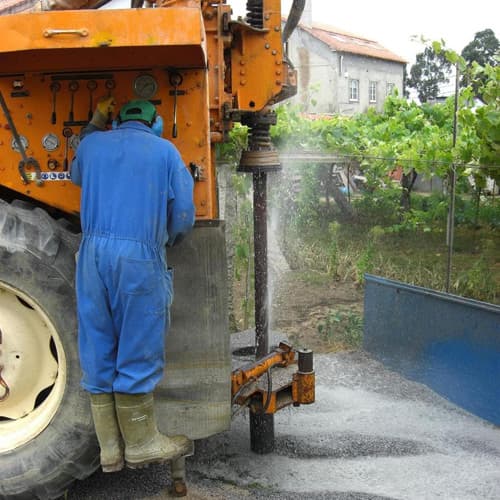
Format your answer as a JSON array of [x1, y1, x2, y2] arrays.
[[462, 29, 499, 68], [403, 64, 410, 99], [460, 29, 499, 99], [407, 46, 452, 103]]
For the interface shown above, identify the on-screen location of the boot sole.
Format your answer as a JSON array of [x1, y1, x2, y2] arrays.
[[102, 459, 125, 473], [125, 441, 194, 469]]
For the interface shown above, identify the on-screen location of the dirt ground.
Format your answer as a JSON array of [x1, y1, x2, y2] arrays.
[[233, 267, 364, 354], [270, 271, 364, 352]]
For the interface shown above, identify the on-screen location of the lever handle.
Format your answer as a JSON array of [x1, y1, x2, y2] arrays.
[[172, 86, 178, 139], [43, 29, 89, 38]]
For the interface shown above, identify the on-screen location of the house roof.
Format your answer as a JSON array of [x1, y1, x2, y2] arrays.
[[300, 22, 407, 64]]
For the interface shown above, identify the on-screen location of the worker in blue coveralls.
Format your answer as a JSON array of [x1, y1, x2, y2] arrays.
[[71, 97, 195, 473]]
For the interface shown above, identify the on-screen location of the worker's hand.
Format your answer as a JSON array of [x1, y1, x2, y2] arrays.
[[90, 96, 116, 129], [96, 96, 116, 116]]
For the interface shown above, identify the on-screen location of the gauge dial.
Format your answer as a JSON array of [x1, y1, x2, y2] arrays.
[[133, 74, 158, 99], [105, 79, 116, 91], [11, 135, 28, 153], [42, 133, 60, 152], [69, 134, 80, 151]]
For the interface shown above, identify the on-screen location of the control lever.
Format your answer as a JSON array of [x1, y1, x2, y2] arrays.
[[50, 81, 61, 125], [87, 80, 98, 121], [0, 90, 43, 185], [68, 81, 79, 122], [62, 127, 73, 171], [105, 79, 116, 125], [169, 72, 184, 139]]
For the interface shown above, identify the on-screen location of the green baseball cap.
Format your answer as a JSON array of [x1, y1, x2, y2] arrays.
[[119, 99, 157, 125]]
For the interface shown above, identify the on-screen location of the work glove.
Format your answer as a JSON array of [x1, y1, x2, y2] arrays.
[[90, 96, 116, 129]]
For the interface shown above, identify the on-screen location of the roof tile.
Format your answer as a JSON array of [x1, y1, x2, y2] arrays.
[[302, 22, 407, 64]]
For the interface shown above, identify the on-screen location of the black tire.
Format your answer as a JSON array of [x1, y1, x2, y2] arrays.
[[0, 200, 98, 500]]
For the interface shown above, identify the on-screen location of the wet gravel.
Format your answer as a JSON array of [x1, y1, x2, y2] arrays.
[[67, 348, 500, 500]]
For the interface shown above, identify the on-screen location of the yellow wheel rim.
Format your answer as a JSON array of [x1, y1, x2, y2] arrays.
[[0, 282, 67, 453]]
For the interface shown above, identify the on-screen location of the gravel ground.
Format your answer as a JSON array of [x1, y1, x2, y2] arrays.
[[67, 349, 500, 500]]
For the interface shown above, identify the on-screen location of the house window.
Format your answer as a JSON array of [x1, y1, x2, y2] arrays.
[[386, 83, 395, 96], [369, 81, 377, 103], [349, 79, 359, 101]]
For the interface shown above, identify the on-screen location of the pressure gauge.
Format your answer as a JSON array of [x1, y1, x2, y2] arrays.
[[11, 135, 28, 153], [133, 74, 158, 99], [42, 133, 60, 152], [69, 134, 80, 151]]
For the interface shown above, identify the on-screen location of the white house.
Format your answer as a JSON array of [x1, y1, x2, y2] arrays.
[[285, 8, 406, 115]]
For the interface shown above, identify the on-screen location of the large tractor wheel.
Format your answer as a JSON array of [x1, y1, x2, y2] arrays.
[[0, 200, 98, 499]]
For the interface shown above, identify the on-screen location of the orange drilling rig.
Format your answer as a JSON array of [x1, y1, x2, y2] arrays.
[[0, 1, 314, 498]]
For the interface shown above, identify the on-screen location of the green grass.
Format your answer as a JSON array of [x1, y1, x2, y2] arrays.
[[280, 223, 500, 305], [317, 308, 364, 349]]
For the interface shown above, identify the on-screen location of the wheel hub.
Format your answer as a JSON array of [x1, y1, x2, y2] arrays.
[[0, 282, 66, 452]]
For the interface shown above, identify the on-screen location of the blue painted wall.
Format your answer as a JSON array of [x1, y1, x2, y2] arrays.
[[364, 275, 500, 425]]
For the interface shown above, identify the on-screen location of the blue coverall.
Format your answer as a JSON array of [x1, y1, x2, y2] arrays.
[[71, 121, 195, 394]]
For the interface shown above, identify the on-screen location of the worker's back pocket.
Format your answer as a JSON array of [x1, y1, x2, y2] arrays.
[[117, 257, 160, 295]]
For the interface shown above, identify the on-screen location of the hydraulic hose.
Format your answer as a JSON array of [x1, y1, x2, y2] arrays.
[[90, 0, 113, 8], [282, 0, 306, 43]]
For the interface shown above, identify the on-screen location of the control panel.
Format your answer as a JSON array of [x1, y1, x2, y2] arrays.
[[0, 68, 214, 218]]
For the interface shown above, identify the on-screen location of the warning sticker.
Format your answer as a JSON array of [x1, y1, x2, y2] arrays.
[[27, 172, 71, 181]]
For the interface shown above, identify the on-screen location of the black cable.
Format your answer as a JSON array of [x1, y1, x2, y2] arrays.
[[91, 0, 113, 8]]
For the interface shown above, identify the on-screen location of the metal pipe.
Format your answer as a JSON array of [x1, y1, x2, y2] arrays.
[[446, 64, 460, 293], [238, 112, 280, 454], [253, 170, 269, 359], [250, 159, 275, 455], [250, 408, 274, 454]]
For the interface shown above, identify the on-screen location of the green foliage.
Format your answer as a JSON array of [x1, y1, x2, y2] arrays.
[[461, 29, 499, 67], [327, 222, 340, 278], [455, 195, 500, 228], [454, 257, 498, 303], [227, 44, 499, 326], [274, 161, 499, 303], [407, 45, 452, 103], [294, 163, 325, 228], [355, 241, 375, 284], [352, 189, 500, 234], [352, 187, 403, 226], [472, 63, 500, 183], [216, 124, 248, 163], [317, 309, 364, 349], [271, 45, 499, 210], [230, 170, 254, 329], [461, 29, 499, 97]]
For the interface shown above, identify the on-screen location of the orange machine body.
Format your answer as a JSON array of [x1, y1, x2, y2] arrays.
[[0, 0, 293, 219]]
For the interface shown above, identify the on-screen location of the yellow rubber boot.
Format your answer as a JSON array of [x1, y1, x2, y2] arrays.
[[114, 393, 193, 469], [89, 393, 124, 473]]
